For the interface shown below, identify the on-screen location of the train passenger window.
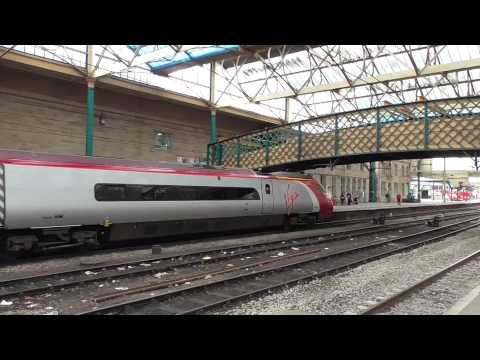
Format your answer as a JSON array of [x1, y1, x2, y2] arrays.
[[154, 186, 178, 201], [124, 185, 143, 201], [240, 189, 260, 200], [95, 184, 126, 201], [179, 187, 198, 201], [141, 186, 156, 201], [94, 184, 260, 201], [265, 184, 271, 195]]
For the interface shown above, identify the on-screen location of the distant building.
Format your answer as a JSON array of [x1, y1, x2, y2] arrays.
[[307, 160, 413, 203]]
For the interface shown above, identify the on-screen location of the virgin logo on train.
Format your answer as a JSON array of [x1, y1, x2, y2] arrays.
[[284, 187, 300, 215]]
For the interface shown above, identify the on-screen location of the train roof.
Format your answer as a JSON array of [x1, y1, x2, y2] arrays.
[[0, 149, 259, 177], [268, 172, 313, 180]]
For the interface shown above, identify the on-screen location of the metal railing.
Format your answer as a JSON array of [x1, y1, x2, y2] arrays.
[[207, 95, 480, 170]]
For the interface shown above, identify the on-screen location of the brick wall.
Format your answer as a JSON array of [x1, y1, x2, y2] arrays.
[[0, 66, 262, 162]]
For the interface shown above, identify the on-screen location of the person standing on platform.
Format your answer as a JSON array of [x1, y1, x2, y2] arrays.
[[396, 193, 402, 205], [340, 192, 345, 205], [385, 192, 391, 203], [347, 192, 352, 205]]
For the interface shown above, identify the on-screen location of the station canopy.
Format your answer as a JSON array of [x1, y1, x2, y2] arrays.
[[2, 45, 480, 122]]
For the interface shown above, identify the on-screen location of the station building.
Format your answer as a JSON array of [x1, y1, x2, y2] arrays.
[[308, 160, 413, 203], [0, 49, 413, 204], [0, 53, 281, 163]]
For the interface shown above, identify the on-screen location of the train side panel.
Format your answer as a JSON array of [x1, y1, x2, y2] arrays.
[[270, 179, 317, 215], [4, 164, 264, 230], [0, 164, 4, 228]]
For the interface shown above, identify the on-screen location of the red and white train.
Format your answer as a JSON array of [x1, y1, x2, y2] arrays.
[[0, 149, 333, 253]]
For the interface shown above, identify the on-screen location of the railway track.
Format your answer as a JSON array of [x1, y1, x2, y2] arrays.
[[359, 248, 480, 315], [75, 215, 480, 315], [3, 210, 469, 300], [5, 203, 479, 265], [328, 203, 480, 225], [2, 206, 479, 315]]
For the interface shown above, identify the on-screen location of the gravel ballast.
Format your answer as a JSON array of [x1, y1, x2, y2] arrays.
[[380, 258, 480, 315], [209, 227, 480, 315], [0, 223, 372, 279]]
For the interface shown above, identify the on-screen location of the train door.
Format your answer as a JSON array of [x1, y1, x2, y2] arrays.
[[261, 179, 274, 214]]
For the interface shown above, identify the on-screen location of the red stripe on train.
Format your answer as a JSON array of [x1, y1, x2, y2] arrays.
[[0, 159, 277, 180], [302, 179, 334, 217]]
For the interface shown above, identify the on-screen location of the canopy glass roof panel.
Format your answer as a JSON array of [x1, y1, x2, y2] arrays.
[[2, 45, 480, 123]]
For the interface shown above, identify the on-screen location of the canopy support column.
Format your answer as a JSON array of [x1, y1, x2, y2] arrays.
[[85, 45, 95, 156], [369, 162, 377, 202], [209, 62, 218, 165]]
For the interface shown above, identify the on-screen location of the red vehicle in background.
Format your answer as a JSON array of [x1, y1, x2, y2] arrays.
[[444, 190, 472, 201]]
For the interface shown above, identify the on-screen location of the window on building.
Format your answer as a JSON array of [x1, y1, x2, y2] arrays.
[[320, 175, 326, 188], [153, 131, 172, 151], [95, 184, 260, 201], [384, 162, 392, 177]]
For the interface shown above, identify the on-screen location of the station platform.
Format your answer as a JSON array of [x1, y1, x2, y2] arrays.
[[446, 284, 480, 315], [333, 200, 480, 213]]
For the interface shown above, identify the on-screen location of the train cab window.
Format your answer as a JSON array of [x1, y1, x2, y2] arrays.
[[265, 184, 271, 195]]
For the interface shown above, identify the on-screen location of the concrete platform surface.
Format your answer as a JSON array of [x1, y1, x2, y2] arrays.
[[446, 284, 480, 315], [334, 200, 480, 213]]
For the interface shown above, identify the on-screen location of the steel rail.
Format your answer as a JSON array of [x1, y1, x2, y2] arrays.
[[326, 204, 480, 226], [360, 248, 480, 315], [4, 205, 477, 286], [0, 212, 456, 299], [3, 202, 478, 265], [77, 216, 480, 315], [2, 207, 478, 304], [177, 221, 480, 315]]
